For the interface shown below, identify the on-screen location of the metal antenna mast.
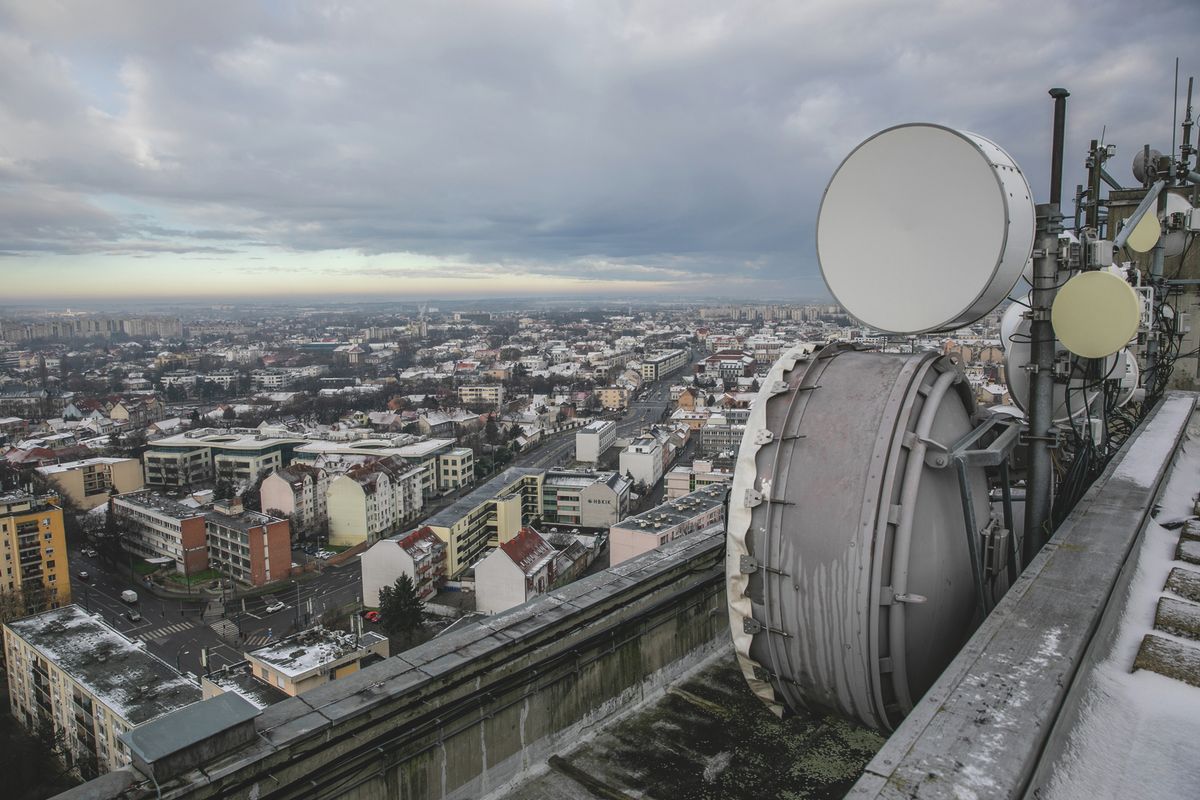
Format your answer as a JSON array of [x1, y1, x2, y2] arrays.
[[1024, 87, 1069, 562]]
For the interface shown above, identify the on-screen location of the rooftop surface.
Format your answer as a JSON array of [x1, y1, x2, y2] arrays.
[[425, 466, 542, 527], [580, 420, 615, 432], [247, 628, 386, 678], [122, 692, 260, 765], [35, 456, 133, 474], [114, 489, 205, 520], [205, 669, 290, 710], [5, 605, 201, 725], [501, 650, 883, 800], [613, 483, 727, 532]]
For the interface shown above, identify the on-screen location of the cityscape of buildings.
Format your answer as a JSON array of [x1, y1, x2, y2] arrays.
[[0, 299, 1019, 791]]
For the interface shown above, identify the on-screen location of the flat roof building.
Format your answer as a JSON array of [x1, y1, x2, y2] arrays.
[[3, 605, 201, 778], [245, 628, 388, 697], [424, 467, 543, 576], [35, 457, 144, 510], [609, 483, 727, 566]]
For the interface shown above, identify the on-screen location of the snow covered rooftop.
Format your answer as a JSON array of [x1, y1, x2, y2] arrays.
[[5, 605, 201, 726], [246, 628, 387, 679]]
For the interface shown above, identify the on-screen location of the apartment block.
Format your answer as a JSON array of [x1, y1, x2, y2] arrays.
[[361, 525, 447, 606], [438, 447, 475, 493], [458, 384, 506, 407], [260, 464, 328, 533], [423, 467, 543, 576], [640, 349, 688, 382], [609, 483, 727, 566], [205, 501, 291, 587], [35, 457, 144, 510], [0, 491, 71, 609], [593, 386, 631, 410], [3, 606, 201, 778], [326, 456, 425, 547]]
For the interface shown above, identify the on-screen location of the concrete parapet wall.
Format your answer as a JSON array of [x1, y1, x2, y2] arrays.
[[72, 526, 728, 800]]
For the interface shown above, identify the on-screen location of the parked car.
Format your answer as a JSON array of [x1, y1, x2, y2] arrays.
[[77, 571, 89, 581], [363, 611, 381, 624], [124, 609, 142, 622], [81, 547, 97, 558], [265, 601, 286, 614]]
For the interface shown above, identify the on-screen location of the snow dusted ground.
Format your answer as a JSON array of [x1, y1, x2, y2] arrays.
[[1037, 404, 1200, 800]]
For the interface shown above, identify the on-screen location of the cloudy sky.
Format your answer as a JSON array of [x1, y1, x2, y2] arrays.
[[1, 1, 1196, 304]]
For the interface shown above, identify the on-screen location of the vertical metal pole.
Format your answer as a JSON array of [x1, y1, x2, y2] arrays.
[[1024, 88, 1069, 564]]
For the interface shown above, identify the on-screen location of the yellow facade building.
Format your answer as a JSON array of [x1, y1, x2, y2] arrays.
[[0, 490, 71, 609], [35, 457, 144, 510]]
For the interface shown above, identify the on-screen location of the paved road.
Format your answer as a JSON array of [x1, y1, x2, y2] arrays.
[[70, 539, 364, 677], [513, 363, 684, 471]]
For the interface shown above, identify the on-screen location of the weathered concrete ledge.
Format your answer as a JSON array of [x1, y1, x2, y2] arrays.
[[847, 391, 1198, 799], [62, 524, 728, 800]]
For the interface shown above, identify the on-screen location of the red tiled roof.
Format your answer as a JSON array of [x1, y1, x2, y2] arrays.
[[499, 527, 555, 576]]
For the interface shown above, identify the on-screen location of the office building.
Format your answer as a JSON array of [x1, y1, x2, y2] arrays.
[[541, 469, 631, 528], [143, 429, 305, 489], [619, 435, 665, 488]]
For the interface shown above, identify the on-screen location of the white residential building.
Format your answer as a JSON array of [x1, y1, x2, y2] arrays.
[[475, 527, 558, 614], [260, 464, 329, 534], [326, 456, 425, 547], [619, 435, 664, 488], [575, 419, 616, 463], [361, 525, 447, 606]]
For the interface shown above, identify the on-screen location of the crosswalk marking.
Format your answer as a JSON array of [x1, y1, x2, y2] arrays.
[[243, 634, 272, 648], [209, 620, 239, 639], [145, 621, 196, 641]]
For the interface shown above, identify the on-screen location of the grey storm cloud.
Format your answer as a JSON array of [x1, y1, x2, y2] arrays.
[[0, 0, 1197, 297]]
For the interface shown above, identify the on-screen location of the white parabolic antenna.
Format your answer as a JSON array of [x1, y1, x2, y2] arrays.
[[817, 124, 1036, 334]]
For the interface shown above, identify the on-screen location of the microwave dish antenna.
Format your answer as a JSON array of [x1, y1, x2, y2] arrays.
[[1051, 270, 1141, 359], [1001, 297, 1115, 424], [728, 343, 988, 731], [817, 124, 1035, 334]]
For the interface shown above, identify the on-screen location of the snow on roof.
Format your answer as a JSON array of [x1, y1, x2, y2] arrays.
[[5, 606, 200, 725], [35, 456, 133, 474], [247, 628, 382, 679]]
